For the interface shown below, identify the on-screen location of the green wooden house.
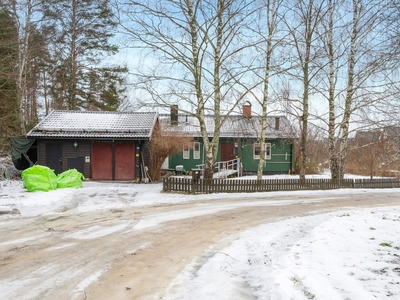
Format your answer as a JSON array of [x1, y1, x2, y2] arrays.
[[160, 104, 296, 175]]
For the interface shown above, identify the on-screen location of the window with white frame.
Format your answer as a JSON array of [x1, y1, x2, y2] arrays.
[[183, 146, 190, 159], [193, 142, 200, 159], [253, 142, 271, 160]]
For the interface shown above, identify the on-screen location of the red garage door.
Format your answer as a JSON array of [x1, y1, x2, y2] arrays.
[[91, 142, 113, 180], [115, 142, 135, 180]]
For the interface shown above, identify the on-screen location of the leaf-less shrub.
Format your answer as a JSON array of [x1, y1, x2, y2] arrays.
[[148, 124, 193, 181]]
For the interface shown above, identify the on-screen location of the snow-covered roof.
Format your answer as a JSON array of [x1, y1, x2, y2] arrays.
[[27, 110, 158, 139], [354, 130, 381, 142], [159, 114, 296, 139]]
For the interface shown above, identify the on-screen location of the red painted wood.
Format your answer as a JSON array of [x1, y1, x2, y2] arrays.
[[115, 142, 135, 180], [91, 142, 113, 180], [221, 142, 235, 162]]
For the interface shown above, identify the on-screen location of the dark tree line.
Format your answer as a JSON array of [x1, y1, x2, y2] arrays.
[[0, 5, 19, 150], [0, 0, 127, 151]]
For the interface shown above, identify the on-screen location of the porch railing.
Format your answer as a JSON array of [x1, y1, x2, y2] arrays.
[[214, 158, 241, 178], [193, 158, 241, 179]]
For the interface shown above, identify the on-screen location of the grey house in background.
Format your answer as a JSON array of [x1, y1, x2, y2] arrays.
[[27, 110, 158, 181]]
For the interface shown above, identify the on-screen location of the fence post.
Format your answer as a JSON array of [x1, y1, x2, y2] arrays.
[[191, 178, 195, 194], [162, 175, 170, 192]]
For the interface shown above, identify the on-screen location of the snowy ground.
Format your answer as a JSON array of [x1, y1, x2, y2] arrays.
[[164, 207, 400, 300], [1, 174, 400, 299]]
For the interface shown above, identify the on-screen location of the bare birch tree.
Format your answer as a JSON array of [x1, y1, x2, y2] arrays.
[[3, 0, 45, 134], [324, 0, 339, 178], [294, 0, 399, 179], [250, 0, 285, 179], [282, 0, 327, 180], [315, 0, 345, 179], [336, 0, 397, 179], [119, 0, 257, 179]]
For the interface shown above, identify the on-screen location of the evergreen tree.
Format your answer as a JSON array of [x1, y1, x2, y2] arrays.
[[0, 4, 20, 151], [43, 0, 126, 111], [86, 67, 128, 111]]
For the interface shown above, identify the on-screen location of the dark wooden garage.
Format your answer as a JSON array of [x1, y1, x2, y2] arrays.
[[27, 110, 158, 181]]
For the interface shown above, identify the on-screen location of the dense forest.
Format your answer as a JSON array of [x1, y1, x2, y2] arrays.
[[0, 0, 127, 150]]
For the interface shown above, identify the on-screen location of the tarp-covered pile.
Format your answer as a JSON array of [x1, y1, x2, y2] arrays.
[[56, 169, 85, 189], [21, 165, 84, 192], [21, 165, 57, 192], [10, 137, 36, 170]]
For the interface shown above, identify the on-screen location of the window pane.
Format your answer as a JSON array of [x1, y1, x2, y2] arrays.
[[254, 143, 260, 159], [265, 143, 271, 159], [194, 142, 200, 159], [183, 146, 190, 159]]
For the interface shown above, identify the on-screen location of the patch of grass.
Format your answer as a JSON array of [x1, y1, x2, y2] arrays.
[[370, 267, 389, 275], [370, 227, 376, 230], [389, 260, 400, 265], [339, 213, 350, 217], [291, 276, 315, 299], [291, 276, 301, 285], [380, 242, 393, 247], [370, 237, 375, 240], [303, 289, 315, 299], [359, 277, 372, 281]]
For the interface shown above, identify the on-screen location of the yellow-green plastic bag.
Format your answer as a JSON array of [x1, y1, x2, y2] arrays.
[[21, 165, 57, 192], [57, 169, 84, 188]]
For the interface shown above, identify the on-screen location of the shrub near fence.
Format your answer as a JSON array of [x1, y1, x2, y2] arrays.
[[162, 176, 400, 194]]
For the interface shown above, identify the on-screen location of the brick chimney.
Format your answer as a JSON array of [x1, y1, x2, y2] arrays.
[[170, 105, 178, 125], [243, 101, 252, 118], [275, 117, 280, 130]]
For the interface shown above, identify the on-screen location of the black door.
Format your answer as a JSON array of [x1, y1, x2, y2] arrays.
[[46, 143, 63, 174], [67, 157, 85, 175]]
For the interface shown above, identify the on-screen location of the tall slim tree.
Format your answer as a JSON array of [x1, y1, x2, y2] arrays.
[[317, 0, 343, 179], [283, 0, 327, 180], [251, 0, 285, 180], [43, 0, 126, 110]]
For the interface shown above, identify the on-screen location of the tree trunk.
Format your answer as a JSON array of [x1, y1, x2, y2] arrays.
[[327, 0, 338, 179], [338, 0, 358, 179], [257, 0, 276, 180]]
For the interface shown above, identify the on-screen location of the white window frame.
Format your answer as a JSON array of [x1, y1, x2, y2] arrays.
[[183, 146, 190, 159], [193, 142, 200, 159], [253, 142, 272, 160]]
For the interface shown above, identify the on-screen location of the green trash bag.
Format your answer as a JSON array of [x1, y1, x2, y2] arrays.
[[57, 169, 85, 189], [21, 165, 58, 192]]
